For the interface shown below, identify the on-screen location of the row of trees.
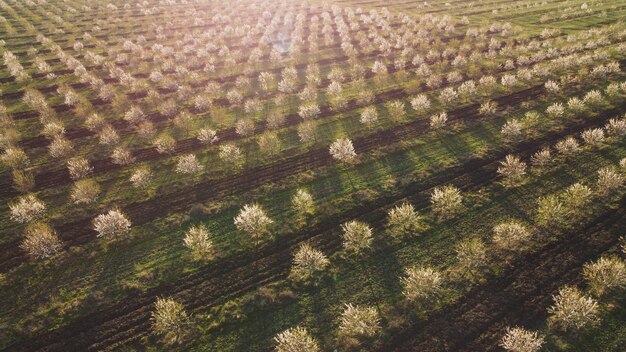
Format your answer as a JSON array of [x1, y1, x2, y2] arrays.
[[499, 115, 626, 188], [9, 109, 625, 260]]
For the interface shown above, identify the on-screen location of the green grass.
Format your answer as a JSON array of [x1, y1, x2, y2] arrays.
[[2, 0, 626, 350]]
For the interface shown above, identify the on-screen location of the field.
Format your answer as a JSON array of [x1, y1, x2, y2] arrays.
[[1, 0, 626, 351]]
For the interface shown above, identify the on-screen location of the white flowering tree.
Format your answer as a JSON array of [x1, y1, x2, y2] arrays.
[[500, 327, 544, 352], [99, 125, 120, 146], [439, 87, 458, 106], [234, 203, 273, 244], [547, 286, 600, 332], [43, 121, 65, 139], [568, 98, 586, 115], [49, 136, 73, 159], [10, 194, 46, 223], [492, 221, 532, 252], [274, 326, 320, 352], [371, 60, 387, 84], [555, 137, 580, 157], [401, 266, 444, 305], [71, 179, 101, 205], [536, 194, 567, 229], [219, 144, 244, 170], [430, 111, 448, 130], [111, 147, 135, 166], [546, 103, 564, 118], [360, 106, 378, 126], [583, 256, 626, 297], [154, 134, 176, 154], [298, 102, 321, 120], [596, 167, 623, 195], [267, 111, 286, 130], [193, 95, 212, 112], [430, 185, 463, 221], [130, 167, 152, 189], [605, 118, 626, 137], [545, 80, 560, 94], [501, 119, 522, 141], [341, 220, 373, 254], [20, 222, 63, 259], [151, 297, 190, 345], [292, 189, 315, 222], [410, 94, 431, 113], [93, 209, 131, 237], [1, 147, 30, 169], [581, 128, 605, 146], [329, 138, 356, 164], [197, 128, 218, 145], [497, 155, 527, 187], [455, 238, 488, 281], [386, 100, 406, 123], [338, 303, 381, 343], [124, 106, 145, 125], [327, 82, 347, 111], [386, 202, 422, 238], [67, 157, 92, 180], [183, 225, 215, 261], [235, 118, 255, 137], [176, 154, 203, 175], [530, 147, 553, 172], [290, 243, 330, 282]]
